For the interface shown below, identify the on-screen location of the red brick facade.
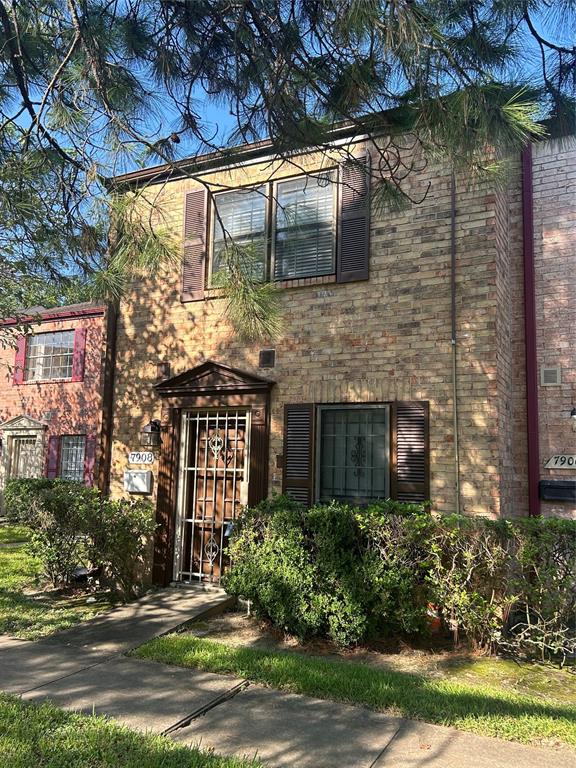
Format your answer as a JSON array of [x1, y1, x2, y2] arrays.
[[0, 304, 112, 494]]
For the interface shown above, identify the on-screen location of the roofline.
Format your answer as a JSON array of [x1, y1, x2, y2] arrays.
[[108, 121, 373, 189], [1, 304, 107, 327]]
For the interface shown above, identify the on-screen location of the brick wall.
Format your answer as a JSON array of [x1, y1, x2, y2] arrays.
[[532, 137, 576, 517], [0, 308, 108, 488], [109, 142, 531, 519]]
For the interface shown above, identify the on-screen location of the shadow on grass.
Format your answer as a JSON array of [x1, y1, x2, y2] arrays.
[[133, 635, 576, 747], [0, 693, 260, 768]]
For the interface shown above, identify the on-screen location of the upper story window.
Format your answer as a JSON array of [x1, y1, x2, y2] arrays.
[[25, 330, 75, 382], [274, 173, 336, 280], [212, 187, 267, 281], [181, 155, 370, 302], [209, 171, 337, 284]]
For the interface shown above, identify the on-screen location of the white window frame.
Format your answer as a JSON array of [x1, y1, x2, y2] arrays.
[[208, 169, 338, 284], [271, 169, 338, 282], [315, 404, 391, 504], [209, 185, 269, 284], [25, 330, 75, 382], [59, 435, 86, 482]]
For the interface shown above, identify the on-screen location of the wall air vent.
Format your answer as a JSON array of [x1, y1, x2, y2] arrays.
[[541, 366, 561, 386], [259, 349, 276, 368]]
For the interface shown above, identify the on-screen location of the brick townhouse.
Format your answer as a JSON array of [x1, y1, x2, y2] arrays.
[[0, 303, 116, 496], [101, 132, 575, 585]]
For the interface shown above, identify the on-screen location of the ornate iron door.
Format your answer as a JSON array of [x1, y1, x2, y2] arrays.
[[174, 410, 250, 583]]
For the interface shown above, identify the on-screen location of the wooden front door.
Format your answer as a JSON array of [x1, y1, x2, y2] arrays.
[[173, 409, 250, 583]]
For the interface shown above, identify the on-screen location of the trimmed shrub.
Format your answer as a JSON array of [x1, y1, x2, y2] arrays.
[[88, 498, 158, 597], [5, 479, 100, 587], [224, 496, 432, 646], [224, 495, 576, 661], [2, 478, 156, 596]]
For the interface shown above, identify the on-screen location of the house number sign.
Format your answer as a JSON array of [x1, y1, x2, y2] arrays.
[[545, 455, 576, 469], [128, 451, 155, 465]]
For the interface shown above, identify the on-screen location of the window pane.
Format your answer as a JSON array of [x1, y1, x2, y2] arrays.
[[274, 173, 335, 280], [59, 436, 86, 482], [211, 188, 267, 281], [25, 330, 75, 381], [319, 407, 390, 503]]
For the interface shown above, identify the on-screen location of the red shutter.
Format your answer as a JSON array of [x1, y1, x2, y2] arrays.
[[71, 327, 87, 381], [391, 401, 430, 502], [13, 335, 26, 385], [83, 436, 96, 487], [282, 404, 315, 507], [337, 152, 371, 283], [46, 436, 60, 478], [181, 189, 208, 302]]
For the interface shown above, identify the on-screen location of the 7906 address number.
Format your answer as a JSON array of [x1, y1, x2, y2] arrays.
[[545, 455, 576, 469]]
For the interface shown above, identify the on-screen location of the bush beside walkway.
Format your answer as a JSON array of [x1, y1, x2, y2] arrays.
[[0, 524, 114, 639]]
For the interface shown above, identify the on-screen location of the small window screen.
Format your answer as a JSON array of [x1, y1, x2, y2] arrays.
[[25, 330, 75, 381], [211, 187, 267, 281], [318, 406, 390, 504], [274, 172, 336, 280], [59, 436, 86, 482]]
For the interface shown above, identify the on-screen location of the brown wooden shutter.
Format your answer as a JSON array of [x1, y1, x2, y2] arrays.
[[181, 189, 208, 302], [282, 404, 315, 507], [391, 401, 429, 502], [337, 152, 370, 283]]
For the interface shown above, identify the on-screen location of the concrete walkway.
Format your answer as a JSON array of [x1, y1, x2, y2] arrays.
[[1, 587, 574, 768]]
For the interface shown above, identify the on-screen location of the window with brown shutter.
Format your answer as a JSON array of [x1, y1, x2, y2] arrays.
[[391, 401, 430, 502], [337, 153, 370, 283], [282, 401, 429, 507], [181, 189, 208, 302], [193, 157, 371, 295]]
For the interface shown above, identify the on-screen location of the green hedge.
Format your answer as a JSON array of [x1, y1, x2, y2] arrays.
[[3, 478, 156, 596], [223, 496, 576, 663]]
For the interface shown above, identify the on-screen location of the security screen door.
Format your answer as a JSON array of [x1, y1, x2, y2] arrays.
[[174, 410, 250, 583], [10, 436, 39, 479]]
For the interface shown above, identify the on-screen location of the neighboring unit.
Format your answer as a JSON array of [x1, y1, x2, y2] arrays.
[[0, 303, 115, 497]]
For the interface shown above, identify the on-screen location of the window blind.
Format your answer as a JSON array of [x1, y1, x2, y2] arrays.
[[274, 173, 335, 280], [212, 187, 267, 280]]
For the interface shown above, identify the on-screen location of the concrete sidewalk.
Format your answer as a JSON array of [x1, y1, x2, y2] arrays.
[[1, 587, 575, 768]]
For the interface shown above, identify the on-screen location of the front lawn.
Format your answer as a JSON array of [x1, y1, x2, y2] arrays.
[[133, 633, 576, 750], [0, 524, 30, 545], [0, 524, 115, 639], [0, 693, 260, 768]]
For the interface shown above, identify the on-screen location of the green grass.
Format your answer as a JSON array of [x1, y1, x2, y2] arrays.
[[0, 524, 30, 545], [0, 526, 115, 639], [133, 634, 576, 749], [0, 693, 260, 768]]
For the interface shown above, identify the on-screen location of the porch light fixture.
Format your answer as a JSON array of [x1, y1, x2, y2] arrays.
[[140, 419, 161, 448], [571, 407, 576, 420]]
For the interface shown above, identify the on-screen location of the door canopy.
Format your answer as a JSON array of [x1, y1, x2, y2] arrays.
[[154, 359, 274, 398]]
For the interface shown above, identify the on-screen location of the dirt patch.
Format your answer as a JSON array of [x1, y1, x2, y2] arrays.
[[183, 608, 576, 703], [186, 608, 477, 675]]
